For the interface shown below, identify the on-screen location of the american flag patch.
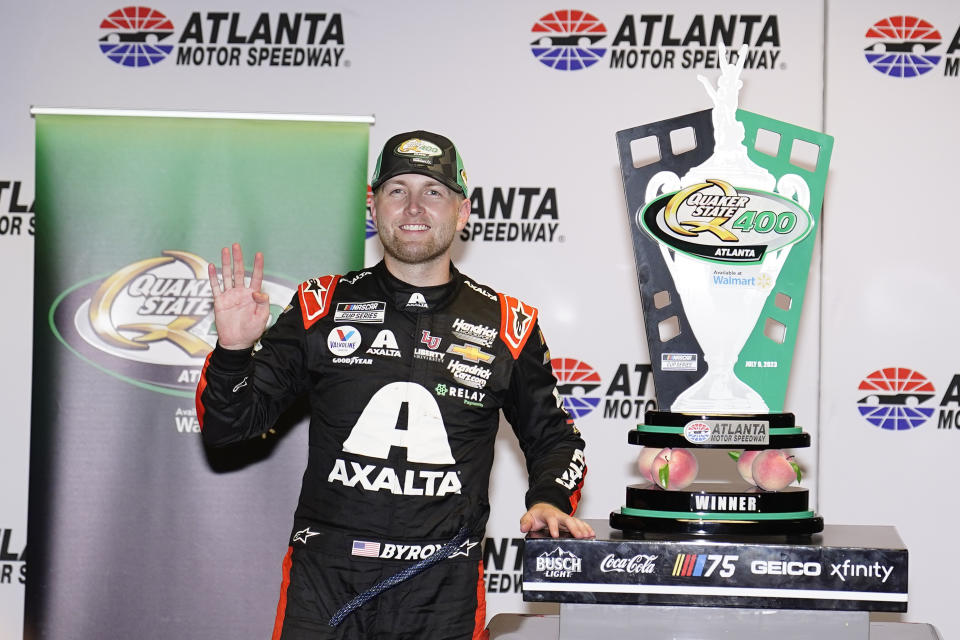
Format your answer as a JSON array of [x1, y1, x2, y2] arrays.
[[351, 540, 381, 557]]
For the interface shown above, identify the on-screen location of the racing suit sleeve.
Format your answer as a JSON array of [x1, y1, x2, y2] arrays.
[[502, 324, 587, 515], [196, 294, 310, 446]]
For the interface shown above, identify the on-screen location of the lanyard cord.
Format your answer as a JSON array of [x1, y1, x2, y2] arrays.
[[328, 526, 471, 628]]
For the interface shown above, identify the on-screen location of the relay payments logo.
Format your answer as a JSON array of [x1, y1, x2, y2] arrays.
[[99, 6, 175, 67], [856, 367, 935, 430], [530, 10, 607, 70]]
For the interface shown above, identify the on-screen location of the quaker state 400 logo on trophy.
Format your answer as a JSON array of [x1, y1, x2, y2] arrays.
[[611, 45, 833, 536]]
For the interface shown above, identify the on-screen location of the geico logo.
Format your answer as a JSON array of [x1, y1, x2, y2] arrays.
[[327, 459, 462, 496], [379, 543, 441, 560], [751, 560, 821, 576], [536, 557, 581, 572]]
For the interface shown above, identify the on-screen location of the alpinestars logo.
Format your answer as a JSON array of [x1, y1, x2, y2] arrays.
[[857, 367, 935, 431], [864, 16, 942, 77], [551, 358, 602, 418], [530, 10, 607, 71], [99, 6, 175, 67]]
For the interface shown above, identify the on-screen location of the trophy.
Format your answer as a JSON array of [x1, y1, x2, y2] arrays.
[[611, 45, 833, 536]]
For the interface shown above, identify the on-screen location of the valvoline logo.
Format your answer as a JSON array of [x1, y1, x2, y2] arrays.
[[99, 6, 175, 67], [530, 10, 607, 71], [864, 16, 942, 77], [50, 250, 294, 396], [551, 357, 602, 418], [856, 367, 936, 430]]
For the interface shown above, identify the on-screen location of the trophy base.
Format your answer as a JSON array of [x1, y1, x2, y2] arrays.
[[610, 510, 824, 537], [615, 411, 821, 537], [633, 411, 809, 448], [610, 481, 823, 536]]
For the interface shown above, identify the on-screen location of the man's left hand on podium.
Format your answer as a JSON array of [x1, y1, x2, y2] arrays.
[[521, 503, 595, 539]]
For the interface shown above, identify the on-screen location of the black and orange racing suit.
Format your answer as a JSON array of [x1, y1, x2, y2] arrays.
[[197, 261, 586, 639]]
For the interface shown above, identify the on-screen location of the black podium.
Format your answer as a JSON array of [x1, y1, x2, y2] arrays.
[[522, 520, 909, 639]]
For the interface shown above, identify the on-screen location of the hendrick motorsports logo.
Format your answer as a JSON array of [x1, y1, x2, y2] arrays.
[[99, 6, 175, 67], [97, 6, 347, 68], [856, 367, 936, 430], [51, 250, 293, 395], [530, 9, 607, 71], [551, 357, 602, 419], [640, 179, 813, 264], [864, 15, 941, 77]]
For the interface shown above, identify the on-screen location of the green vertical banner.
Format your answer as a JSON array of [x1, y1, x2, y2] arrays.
[[27, 111, 370, 639]]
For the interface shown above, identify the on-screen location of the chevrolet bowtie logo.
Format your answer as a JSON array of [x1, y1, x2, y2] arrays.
[[447, 343, 495, 364]]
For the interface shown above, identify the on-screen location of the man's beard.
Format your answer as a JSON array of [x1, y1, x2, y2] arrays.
[[378, 225, 456, 266]]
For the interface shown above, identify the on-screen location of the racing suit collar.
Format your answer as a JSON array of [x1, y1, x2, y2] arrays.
[[373, 260, 461, 313]]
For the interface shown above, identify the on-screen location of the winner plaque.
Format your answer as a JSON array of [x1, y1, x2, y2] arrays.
[[611, 46, 832, 536]]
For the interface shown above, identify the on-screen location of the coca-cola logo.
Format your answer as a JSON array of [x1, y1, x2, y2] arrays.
[[599, 553, 658, 574]]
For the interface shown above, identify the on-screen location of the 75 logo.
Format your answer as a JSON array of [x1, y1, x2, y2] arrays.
[[672, 553, 738, 578]]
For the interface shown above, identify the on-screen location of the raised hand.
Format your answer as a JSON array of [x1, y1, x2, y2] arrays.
[[208, 243, 270, 351]]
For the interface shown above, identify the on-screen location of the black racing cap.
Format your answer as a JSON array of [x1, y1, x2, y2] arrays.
[[371, 130, 468, 197]]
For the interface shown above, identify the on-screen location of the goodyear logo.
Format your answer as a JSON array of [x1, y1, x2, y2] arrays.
[[50, 250, 293, 395], [639, 179, 813, 264]]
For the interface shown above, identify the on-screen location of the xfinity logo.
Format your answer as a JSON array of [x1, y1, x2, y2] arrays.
[[830, 559, 894, 583]]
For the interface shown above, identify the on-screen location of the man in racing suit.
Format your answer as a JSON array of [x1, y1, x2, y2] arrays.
[[197, 130, 592, 640]]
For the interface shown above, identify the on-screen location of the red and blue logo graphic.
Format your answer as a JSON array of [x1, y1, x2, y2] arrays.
[[551, 357, 602, 418], [99, 6, 175, 67], [365, 185, 378, 239], [864, 16, 941, 77], [530, 10, 607, 71], [856, 367, 936, 430]]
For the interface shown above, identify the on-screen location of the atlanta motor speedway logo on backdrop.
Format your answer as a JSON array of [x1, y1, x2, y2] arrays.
[[98, 6, 348, 68], [855, 366, 960, 432], [461, 186, 563, 243], [51, 250, 294, 396], [530, 9, 784, 72], [551, 358, 657, 421], [0, 180, 34, 238], [863, 15, 960, 78], [0, 528, 25, 586]]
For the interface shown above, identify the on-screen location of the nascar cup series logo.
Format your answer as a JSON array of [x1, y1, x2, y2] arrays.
[[640, 179, 813, 264], [51, 250, 293, 395]]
